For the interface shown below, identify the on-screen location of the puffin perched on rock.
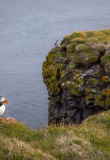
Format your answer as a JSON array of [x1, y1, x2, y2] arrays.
[[0, 96, 8, 119], [55, 40, 59, 47]]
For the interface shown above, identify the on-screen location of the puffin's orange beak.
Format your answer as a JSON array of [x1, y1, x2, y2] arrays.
[[5, 98, 8, 104]]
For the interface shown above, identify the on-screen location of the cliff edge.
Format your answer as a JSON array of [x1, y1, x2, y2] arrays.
[[42, 29, 110, 125]]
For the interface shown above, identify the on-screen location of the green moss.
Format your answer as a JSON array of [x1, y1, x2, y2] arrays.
[[85, 93, 93, 104], [60, 35, 69, 45], [60, 64, 66, 72], [60, 44, 66, 49], [49, 77, 53, 83], [56, 64, 61, 68], [71, 88, 79, 96], [86, 88, 93, 93], [74, 77, 84, 86], [93, 79, 99, 87], [88, 56, 98, 64], [66, 43, 76, 55], [94, 94, 102, 106], [76, 57, 83, 63], [53, 97, 61, 102], [95, 72, 99, 77], [89, 78, 93, 85], [60, 29, 110, 48], [71, 31, 87, 39], [102, 55, 110, 62], [102, 76, 110, 83], [49, 48, 57, 54], [85, 29, 110, 43], [52, 53, 57, 58], [78, 44, 88, 52], [60, 52, 65, 57], [105, 99, 110, 108], [86, 31, 95, 37], [101, 89, 110, 96], [70, 37, 85, 44]]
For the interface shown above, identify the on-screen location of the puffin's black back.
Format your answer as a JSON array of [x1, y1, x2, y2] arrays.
[[0, 96, 3, 106]]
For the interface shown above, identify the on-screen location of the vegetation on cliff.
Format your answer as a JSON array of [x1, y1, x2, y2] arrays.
[[0, 110, 110, 160], [0, 29, 110, 160], [42, 29, 110, 124]]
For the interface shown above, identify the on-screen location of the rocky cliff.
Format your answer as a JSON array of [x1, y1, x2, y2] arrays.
[[42, 29, 110, 125]]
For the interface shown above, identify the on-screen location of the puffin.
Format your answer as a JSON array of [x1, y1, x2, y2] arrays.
[[55, 40, 59, 47], [0, 96, 8, 119]]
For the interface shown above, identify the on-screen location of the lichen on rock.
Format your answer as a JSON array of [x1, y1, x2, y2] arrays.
[[42, 29, 110, 125]]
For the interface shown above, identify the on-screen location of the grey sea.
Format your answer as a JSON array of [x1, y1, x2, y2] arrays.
[[0, 0, 110, 128]]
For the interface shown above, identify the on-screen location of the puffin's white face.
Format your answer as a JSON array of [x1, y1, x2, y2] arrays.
[[0, 96, 8, 104]]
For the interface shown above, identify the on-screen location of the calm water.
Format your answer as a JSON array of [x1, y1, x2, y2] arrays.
[[0, 0, 110, 128]]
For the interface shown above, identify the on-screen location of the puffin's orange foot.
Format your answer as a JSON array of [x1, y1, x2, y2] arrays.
[[0, 117, 2, 121]]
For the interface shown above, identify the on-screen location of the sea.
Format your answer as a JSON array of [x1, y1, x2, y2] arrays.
[[0, 0, 110, 128]]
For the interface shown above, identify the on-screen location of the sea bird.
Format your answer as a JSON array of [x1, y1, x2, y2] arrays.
[[0, 96, 8, 120], [55, 40, 59, 47]]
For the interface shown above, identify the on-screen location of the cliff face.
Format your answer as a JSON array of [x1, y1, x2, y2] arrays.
[[42, 29, 110, 125]]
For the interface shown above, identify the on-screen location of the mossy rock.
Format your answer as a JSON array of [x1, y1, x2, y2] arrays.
[[65, 81, 74, 90], [89, 78, 93, 85], [101, 55, 110, 62], [43, 29, 110, 124], [86, 88, 93, 93], [75, 44, 94, 54], [93, 79, 99, 87], [70, 88, 79, 96], [88, 56, 98, 64], [102, 76, 110, 83], [101, 89, 110, 96], [101, 56, 110, 74]]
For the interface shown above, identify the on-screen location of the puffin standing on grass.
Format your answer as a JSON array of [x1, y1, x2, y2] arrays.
[[0, 96, 8, 120]]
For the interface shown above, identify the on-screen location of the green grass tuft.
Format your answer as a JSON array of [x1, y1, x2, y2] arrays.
[[0, 110, 110, 159]]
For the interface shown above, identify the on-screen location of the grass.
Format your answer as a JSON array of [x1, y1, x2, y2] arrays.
[[102, 55, 110, 62], [0, 110, 110, 160], [61, 29, 110, 45]]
